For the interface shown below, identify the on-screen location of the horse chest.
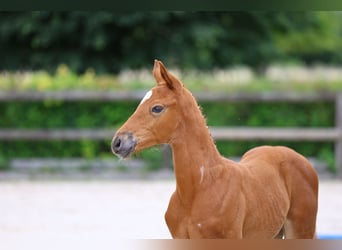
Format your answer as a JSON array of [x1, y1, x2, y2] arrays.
[[165, 190, 244, 238]]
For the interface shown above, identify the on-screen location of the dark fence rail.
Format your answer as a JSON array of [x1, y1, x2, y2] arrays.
[[0, 91, 341, 177], [0, 90, 336, 102], [0, 127, 338, 141]]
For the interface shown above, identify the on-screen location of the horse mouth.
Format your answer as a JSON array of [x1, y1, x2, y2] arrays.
[[111, 132, 137, 158]]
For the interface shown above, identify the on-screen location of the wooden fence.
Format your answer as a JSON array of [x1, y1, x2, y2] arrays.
[[0, 91, 341, 177]]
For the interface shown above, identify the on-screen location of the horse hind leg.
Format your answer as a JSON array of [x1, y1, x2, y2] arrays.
[[282, 154, 318, 239], [283, 205, 317, 239], [283, 184, 317, 238]]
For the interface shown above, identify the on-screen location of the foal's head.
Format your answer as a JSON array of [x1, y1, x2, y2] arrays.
[[112, 60, 191, 158]]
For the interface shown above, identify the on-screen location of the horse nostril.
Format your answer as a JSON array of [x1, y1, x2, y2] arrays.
[[114, 138, 121, 148], [112, 137, 122, 151]]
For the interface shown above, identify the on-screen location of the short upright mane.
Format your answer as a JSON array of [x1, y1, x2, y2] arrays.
[[180, 88, 209, 129]]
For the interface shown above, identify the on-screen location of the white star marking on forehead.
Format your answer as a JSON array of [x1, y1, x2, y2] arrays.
[[139, 90, 153, 105]]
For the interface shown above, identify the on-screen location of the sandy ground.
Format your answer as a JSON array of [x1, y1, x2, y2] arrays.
[[0, 179, 341, 248]]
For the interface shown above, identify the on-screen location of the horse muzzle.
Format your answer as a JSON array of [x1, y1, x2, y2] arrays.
[[111, 132, 137, 158]]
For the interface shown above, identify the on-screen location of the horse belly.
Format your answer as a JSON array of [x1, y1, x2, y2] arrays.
[[242, 183, 290, 238], [243, 209, 287, 238]]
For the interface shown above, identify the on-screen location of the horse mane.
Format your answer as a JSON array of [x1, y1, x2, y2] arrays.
[[177, 87, 215, 145]]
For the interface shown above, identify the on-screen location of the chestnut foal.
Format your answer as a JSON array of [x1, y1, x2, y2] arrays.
[[112, 60, 319, 239]]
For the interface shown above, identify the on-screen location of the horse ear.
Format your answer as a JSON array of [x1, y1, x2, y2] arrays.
[[153, 59, 182, 92]]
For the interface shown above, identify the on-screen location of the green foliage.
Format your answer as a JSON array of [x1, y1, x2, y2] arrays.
[[0, 100, 137, 129], [202, 102, 334, 128], [138, 147, 164, 171], [0, 99, 336, 172], [1, 11, 341, 173], [0, 64, 120, 91], [272, 12, 342, 64], [0, 12, 341, 73]]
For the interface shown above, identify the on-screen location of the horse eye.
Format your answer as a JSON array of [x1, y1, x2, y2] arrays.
[[151, 105, 164, 114]]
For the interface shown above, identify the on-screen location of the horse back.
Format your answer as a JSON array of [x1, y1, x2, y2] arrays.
[[239, 145, 318, 194], [240, 146, 318, 209]]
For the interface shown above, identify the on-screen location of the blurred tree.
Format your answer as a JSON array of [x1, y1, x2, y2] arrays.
[[271, 12, 342, 64], [0, 11, 341, 73]]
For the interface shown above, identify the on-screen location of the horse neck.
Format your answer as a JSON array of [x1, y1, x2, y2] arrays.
[[170, 92, 223, 203]]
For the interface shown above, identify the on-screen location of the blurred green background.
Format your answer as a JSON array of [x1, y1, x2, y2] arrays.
[[1, 12, 342, 72], [0, 11, 341, 176]]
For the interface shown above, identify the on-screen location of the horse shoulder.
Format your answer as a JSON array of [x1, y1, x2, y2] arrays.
[[192, 162, 246, 235]]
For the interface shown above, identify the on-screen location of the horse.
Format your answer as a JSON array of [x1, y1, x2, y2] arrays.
[[111, 60, 319, 239]]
